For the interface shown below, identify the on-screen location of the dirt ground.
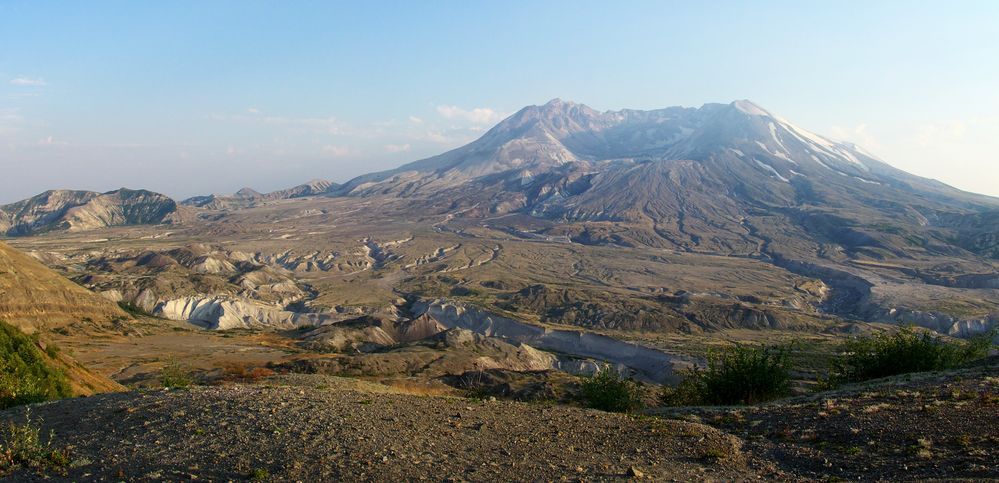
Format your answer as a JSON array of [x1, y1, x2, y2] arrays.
[[2, 374, 764, 482]]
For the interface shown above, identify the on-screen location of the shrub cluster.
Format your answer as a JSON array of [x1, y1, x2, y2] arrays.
[[0, 321, 72, 410], [116, 301, 153, 318], [0, 412, 70, 477], [579, 368, 643, 413], [661, 344, 791, 406], [160, 360, 194, 389], [828, 326, 994, 385], [661, 326, 995, 407]]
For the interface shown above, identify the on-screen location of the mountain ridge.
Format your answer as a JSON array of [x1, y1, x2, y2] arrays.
[[181, 179, 339, 210], [328, 99, 997, 263], [0, 188, 179, 236], [337, 98, 997, 208]]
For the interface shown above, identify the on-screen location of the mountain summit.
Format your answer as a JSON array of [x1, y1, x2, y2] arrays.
[[339, 99, 988, 203], [336, 100, 997, 258]]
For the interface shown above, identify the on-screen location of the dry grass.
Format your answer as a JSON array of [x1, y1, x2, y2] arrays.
[[376, 379, 456, 397]]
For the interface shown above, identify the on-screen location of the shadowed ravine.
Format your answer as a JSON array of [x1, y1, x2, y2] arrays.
[[413, 299, 692, 383]]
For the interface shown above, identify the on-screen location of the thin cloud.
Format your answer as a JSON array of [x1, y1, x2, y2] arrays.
[[9, 77, 46, 86], [212, 112, 347, 135], [384, 143, 411, 153], [0, 108, 21, 122], [321, 145, 356, 157], [830, 123, 881, 152], [914, 120, 967, 147], [0, 108, 23, 136], [436, 105, 504, 125]]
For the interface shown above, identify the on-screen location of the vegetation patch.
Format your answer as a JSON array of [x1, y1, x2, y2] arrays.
[[249, 467, 270, 481], [579, 368, 643, 413], [159, 360, 195, 389], [0, 412, 70, 477], [661, 344, 791, 406], [825, 326, 994, 386], [116, 301, 154, 318], [0, 321, 72, 409]]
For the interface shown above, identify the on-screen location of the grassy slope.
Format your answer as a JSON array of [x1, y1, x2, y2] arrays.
[[0, 241, 125, 396]]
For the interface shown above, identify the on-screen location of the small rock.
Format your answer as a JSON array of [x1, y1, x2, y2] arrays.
[[627, 467, 645, 478]]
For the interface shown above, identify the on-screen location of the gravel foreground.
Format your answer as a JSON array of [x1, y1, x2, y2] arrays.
[[6, 365, 997, 482], [2, 375, 767, 482]]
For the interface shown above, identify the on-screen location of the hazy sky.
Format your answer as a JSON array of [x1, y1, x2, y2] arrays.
[[2, 1, 998, 203]]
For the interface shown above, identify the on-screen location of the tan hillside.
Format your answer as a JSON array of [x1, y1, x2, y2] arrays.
[[44, 338, 125, 395], [0, 241, 125, 396], [0, 241, 126, 334]]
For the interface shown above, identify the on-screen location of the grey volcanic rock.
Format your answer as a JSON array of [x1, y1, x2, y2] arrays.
[[0, 188, 178, 236], [412, 298, 691, 383], [154, 295, 346, 330]]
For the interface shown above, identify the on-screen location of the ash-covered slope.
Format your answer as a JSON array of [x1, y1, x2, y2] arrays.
[[0, 188, 178, 236], [337, 99, 999, 257]]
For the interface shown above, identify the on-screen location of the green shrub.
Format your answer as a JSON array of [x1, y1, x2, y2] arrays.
[[661, 344, 791, 406], [160, 360, 194, 389], [828, 326, 994, 385], [249, 467, 270, 481], [0, 321, 72, 410], [580, 368, 643, 413], [43, 343, 60, 359], [116, 301, 152, 318], [0, 411, 70, 477]]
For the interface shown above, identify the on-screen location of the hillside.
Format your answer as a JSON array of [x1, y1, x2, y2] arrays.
[[0, 242, 124, 396], [0, 242, 126, 333], [0, 188, 178, 236], [181, 179, 338, 210]]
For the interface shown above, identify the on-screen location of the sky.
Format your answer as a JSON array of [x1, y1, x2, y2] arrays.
[[1, 1, 998, 203]]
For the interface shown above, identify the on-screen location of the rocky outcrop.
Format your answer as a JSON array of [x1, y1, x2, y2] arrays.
[[154, 296, 346, 330], [0, 188, 178, 236], [411, 299, 690, 383], [298, 314, 451, 353], [874, 307, 999, 341]]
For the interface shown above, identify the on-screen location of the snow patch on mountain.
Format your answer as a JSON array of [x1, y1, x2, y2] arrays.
[[732, 100, 770, 116], [755, 159, 789, 183]]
